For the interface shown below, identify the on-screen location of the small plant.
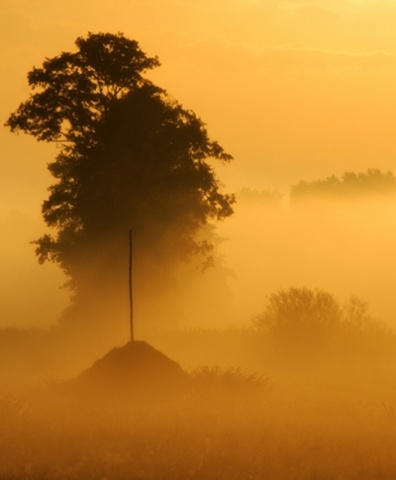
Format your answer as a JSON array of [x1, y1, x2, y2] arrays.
[[191, 365, 265, 397]]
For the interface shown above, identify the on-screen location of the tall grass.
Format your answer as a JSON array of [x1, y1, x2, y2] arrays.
[[2, 322, 396, 479]]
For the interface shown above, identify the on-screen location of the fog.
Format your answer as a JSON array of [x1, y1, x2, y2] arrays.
[[3, 2, 396, 477], [2, 182, 396, 334], [3, 181, 396, 479], [217, 190, 396, 330], [4, 176, 396, 381], [0, 210, 68, 328]]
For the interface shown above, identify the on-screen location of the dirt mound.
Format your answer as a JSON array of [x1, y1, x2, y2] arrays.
[[70, 341, 191, 402]]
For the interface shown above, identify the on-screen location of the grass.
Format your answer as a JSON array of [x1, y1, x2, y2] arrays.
[[2, 326, 396, 479], [2, 365, 396, 480]]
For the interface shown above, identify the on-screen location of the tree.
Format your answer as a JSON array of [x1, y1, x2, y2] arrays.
[[6, 32, 234, 312], [254, 287, 342, 342]]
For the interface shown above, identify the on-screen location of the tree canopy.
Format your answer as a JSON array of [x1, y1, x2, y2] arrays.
[[6, 32, 234, 302]]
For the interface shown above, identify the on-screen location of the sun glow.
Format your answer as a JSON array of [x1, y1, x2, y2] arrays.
[[3, 1, 396, 478]]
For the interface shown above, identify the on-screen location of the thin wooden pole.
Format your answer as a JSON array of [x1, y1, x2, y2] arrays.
[[129, 229, 134, 342]]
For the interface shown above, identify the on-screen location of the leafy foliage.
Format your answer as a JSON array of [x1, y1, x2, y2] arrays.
[[6, 32, 234, 295], [7, 33, 160, 143]]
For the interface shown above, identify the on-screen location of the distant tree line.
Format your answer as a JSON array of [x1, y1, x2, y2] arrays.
[[238, 188, 284, 205], [291, 169, 396, 203], [238, 169, 396, 208]]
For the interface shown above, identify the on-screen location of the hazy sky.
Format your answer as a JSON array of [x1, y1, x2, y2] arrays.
[[2, 0, 396, 327]]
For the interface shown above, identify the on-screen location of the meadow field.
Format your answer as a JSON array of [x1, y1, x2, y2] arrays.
[[2, 322, 396, 480]]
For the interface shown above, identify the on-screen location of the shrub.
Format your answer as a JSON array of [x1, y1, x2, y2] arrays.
[[254, 287, 395, 358], [254, 287, 342, 340]]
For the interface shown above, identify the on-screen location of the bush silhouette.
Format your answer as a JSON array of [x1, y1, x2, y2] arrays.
[[255, 287, 341, 341], [254, 287, 395, 359]]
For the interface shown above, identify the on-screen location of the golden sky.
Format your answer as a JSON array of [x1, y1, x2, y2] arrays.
[[3, 0, 396, 198], [2, 0, 396, 327]]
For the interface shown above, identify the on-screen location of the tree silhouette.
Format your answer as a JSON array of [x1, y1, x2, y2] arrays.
[[6, 32, 234, 308]]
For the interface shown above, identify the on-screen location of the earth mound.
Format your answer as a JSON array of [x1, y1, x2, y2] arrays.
[[70, 341, 191, 402]]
